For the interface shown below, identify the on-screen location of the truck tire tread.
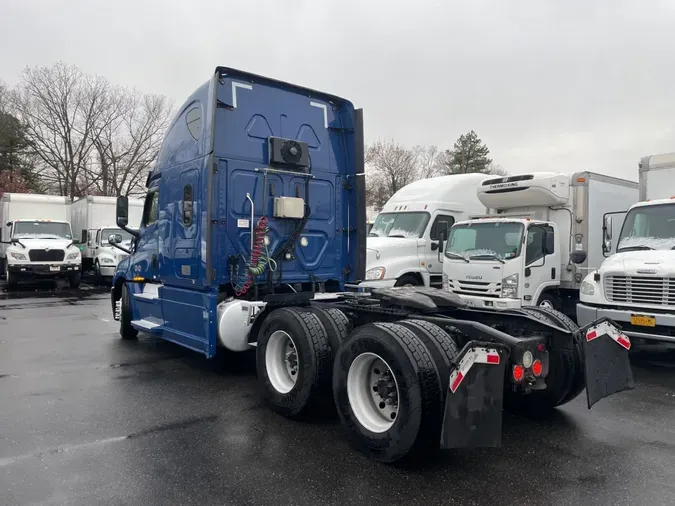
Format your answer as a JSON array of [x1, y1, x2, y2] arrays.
[[333, 321, 442, 465], [397, 319, 458, 397], [300, 305, 350, 357]]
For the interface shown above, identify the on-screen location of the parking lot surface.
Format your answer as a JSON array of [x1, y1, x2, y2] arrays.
[[2, 281, 675, 505]]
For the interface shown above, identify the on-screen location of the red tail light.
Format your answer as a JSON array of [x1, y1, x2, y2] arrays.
[[532, 360, 543, 377], [512, 364, 524, 382]]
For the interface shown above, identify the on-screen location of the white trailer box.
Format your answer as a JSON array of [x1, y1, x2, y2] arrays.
[[0, 193, 82, 288], [442, 172, 639, 318], [70, 195, 143, 279], [357, 173, 490, 290], [577, 152, 675, 343], [638, 152, 675, 201]]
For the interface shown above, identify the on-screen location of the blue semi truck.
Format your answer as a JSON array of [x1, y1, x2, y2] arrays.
[[108, 67, 635, 464]]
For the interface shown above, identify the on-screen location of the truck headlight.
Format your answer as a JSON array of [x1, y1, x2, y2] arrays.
[[10, 252, 26, 260], [501, 273, 518, 299], [66, 252, 80, 260], [442, 272, 449, 290], [100, 258, 115, 264], [580, 281, 595, 296], [365, 266, 386, 280]]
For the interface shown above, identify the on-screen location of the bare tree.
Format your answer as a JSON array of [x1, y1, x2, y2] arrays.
[[11, 62, 174, 198], [413, 144, 446, 179], [365, 139, 422, 210], [12, 62, 124, 198], [91, 91, 173, 197]]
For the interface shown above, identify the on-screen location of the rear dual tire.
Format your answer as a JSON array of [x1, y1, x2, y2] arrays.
[[255, 307, 460, 464], [333, 321, 458, 465]]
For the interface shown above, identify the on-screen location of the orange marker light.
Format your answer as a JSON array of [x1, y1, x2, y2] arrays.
[[577, 177, 586, 182]]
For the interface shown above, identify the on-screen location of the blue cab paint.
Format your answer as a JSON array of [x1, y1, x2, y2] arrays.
[[111, 67, 365, 358]]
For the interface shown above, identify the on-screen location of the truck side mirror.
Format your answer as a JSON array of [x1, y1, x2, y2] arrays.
[[570, 250, 587, 264], [81, 229, 87, 244], [109, 234, 123, 245], [603, 215, 613, 241], [545, 229, 555, 255], [436, 229, 447, 262], [116, 196, 129, 228]]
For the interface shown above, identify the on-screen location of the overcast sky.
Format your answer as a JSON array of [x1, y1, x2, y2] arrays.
[[2, 0, 674, 182]]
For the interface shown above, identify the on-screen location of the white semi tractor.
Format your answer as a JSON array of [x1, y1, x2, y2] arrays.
[[577, 152, 675, 343], [0, 193, 82, 289], [442, 172, 639, 318], [358, 173, 490, 290], [70, 195, 143, 281]]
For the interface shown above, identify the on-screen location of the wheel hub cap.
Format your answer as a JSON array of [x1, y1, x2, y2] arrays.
[[347, 352, 400, 433]]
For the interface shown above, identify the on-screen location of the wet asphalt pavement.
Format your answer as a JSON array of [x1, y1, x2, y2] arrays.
[[1, 280, 675, 505]]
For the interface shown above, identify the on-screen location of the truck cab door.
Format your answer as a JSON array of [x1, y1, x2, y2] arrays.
[[523, 224, 560, 304], [133, 187, 161, 282], [425, 213, 456, 288]]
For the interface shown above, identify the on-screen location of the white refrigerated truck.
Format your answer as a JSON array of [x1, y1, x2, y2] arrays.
[[0, 193, 82, 289], [442, 171, 639, 317], [359, 173, 490, 290], [577, 152, 675, 343], [70, 195, 143, 280]]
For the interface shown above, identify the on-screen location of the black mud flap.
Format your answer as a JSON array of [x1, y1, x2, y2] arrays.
[[579, 318, 635, 409], [440, 341, 510, 449]]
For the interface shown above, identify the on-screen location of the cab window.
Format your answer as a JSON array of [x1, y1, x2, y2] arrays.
[[526, 225, 554, 265], [143, 190, 160, 227]]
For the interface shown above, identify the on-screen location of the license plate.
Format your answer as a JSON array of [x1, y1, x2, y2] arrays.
[[630, 314, 655, 327], [49, 266, 60, 272]]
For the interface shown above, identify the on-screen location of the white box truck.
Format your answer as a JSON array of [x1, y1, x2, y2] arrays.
[[70, 195, 143, 281], [442, 172, 639, 318], [358, 173, 491, 290], [577, 152, 675, 343], [0, 193, 82, 289]]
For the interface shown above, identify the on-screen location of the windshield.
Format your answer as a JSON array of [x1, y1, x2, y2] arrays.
[[368, 212, 430, 239], [13, 221, 72, 240], [446, 222, 524, 260], [101, 228, 133, 245], [617, 203, 675, 251]]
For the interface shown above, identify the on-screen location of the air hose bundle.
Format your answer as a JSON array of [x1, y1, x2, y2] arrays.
[[231, 216, 277, 296]]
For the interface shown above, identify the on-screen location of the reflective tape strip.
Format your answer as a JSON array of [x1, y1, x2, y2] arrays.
[[585, 321, 631, 350], [449, 347, 500, 393]]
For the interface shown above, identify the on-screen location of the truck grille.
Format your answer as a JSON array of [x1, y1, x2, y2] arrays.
[[448, 279, 501, 298], [28, 249, 65, 262], [604, 275, 675, 305]]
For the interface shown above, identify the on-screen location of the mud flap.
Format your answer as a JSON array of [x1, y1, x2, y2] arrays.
[[440, 341, 509, 449], [580, 318, 635, 409]]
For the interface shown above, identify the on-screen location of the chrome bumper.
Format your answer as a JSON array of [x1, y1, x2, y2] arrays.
[[577, 303, 675, 344]]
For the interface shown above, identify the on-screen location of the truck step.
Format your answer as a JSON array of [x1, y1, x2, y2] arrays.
[[133, 284, 161, 301], [131, 318, 164, 334]]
